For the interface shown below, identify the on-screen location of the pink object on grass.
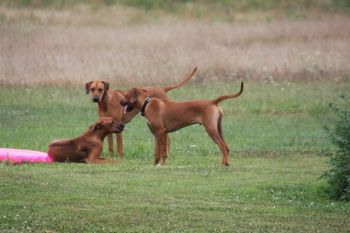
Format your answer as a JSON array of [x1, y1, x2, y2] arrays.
[[0, 148, 53, 164]]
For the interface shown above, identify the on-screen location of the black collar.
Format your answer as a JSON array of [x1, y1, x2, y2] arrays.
[[141, 97, 152, 117]]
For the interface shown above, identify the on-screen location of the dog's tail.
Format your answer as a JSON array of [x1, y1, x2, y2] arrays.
[[163, 67, 197, 92], [212, 82, 244, 104]]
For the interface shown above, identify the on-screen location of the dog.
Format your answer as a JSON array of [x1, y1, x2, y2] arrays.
[[85, 67, 197, 158], [47, 117, 124, 163], [120, 82, 244, 166]]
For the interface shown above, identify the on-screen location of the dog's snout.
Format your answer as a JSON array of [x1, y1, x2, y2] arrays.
[[120, 100, 126, 106], [114, 122, 125, 133], [92, 96, 100, 102]]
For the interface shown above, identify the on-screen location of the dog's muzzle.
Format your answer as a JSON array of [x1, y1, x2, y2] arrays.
[[120, 100, 127, 106], [115, 123, 125, 133], [92, 96, 100, 102], [120, 100, 134, 114], [123, 105, 134, 114]]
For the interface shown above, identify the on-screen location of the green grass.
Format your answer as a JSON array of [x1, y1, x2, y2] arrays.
[[3, 0, 349, 11], [1, 0, 349, 21], [1, 80, 350, 232], [1, 157, 349, 232]]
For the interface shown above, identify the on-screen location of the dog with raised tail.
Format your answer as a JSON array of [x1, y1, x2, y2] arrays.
[[120, 82, 244, 166], [85, 67, 197, 158]]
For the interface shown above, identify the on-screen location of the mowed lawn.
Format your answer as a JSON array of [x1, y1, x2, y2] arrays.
[[1, 80, 350, 232]]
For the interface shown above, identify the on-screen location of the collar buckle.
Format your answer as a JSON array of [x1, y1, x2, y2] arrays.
[[141, 96, 152, 117]]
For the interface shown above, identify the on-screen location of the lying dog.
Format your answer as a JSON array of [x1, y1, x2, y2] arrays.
[[48, 117, 124, 163], [85, 67, 197, 158], [120, 82, 244, 166]]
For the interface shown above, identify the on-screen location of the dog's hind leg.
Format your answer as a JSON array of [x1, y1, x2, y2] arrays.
[[217, 111, 229, 154], [204, 124, 229, 166]]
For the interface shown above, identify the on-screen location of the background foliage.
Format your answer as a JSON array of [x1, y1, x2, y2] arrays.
[[324, 95, 350, 201]]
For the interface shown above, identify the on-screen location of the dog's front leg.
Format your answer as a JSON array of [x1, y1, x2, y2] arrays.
[[107, 134, 114, 158], [116, 132, 123, 159], [166, 134, 170, 154], [154, 134, 162, 166], [157, 129, 168, 166], [147, 123, 160, 165], [85, 148, 103, 163], [154, 138, 160, 165]]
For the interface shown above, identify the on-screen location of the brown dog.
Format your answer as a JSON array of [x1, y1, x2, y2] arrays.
[[85, 67, 197, 158], [120, 82, 244, 166], [47, 117, 124, 163]]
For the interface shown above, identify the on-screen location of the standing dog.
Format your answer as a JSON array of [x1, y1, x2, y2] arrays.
[[120, 82, 244, 166], [48, 117, 124, 163], [85, 67, 197, 158]]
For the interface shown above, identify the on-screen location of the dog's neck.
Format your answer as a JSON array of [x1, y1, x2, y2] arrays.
[[84, 129, 110, 142], [97, 90, 110, 112], [133, 95, 150, 112]]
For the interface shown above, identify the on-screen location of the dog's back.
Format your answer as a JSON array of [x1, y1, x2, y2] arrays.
[[48, 139, 83, 162]]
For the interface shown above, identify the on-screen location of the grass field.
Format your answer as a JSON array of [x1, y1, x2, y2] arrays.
[[1, 1, 350, 232], [1, 80, 350, 232]]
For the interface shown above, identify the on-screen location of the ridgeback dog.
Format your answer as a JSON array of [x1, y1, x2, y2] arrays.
[[48, 117, 124, 163], [120, 82, 244, 166], [85, 67, 197, 158]]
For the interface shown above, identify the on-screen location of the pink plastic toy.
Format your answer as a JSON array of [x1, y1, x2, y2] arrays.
[[0, 148, 53, 164]]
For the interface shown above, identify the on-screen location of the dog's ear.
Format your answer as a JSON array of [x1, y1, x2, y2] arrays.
[[132, 88, 139, 98], [85, 81, 92, 94], [101, 117, 113, 125], [102, 81, 110, 91]]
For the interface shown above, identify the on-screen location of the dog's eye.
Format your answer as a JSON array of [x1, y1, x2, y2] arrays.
[[98, 88, 103, 92], [91, 88, 95, 92]]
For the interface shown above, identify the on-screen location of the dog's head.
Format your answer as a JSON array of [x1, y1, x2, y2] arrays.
[[85, 81, 110, 103], [120, 87, 147, 113], [89, 117, 124, 134]]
